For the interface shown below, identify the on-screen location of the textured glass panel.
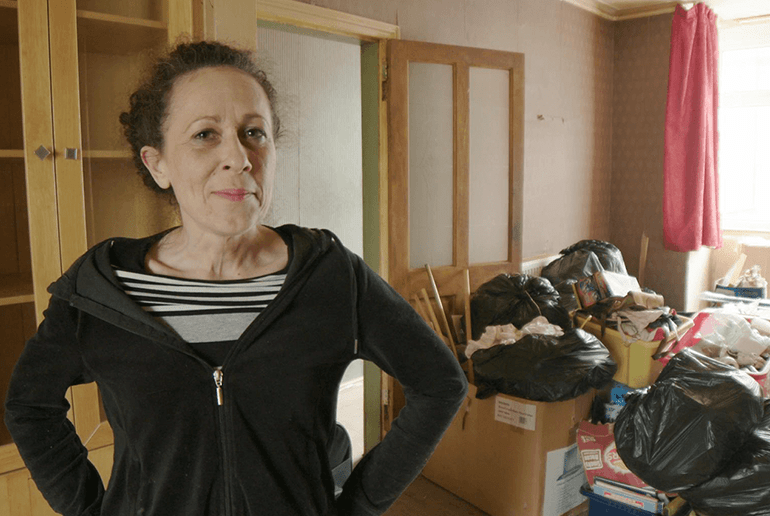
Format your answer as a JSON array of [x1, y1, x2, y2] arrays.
[[469, 67, 510, 264], [409, 62, 454, 269]]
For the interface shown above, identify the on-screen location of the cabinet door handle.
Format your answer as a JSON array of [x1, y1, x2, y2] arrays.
[[65, 148, 79, 160], [34, 145, 52, 161]]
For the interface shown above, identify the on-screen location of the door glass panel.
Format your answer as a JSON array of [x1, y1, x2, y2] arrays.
[[469, 67, 510, 264], [0, 2, 36, 447], [78, 1, 178, 248], [408, 62, 454, 269]]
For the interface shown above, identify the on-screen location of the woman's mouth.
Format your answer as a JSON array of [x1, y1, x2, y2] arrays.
[[214, 189, 251, 202]]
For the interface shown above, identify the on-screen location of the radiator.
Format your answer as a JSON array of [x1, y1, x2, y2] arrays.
[[520, 255, 560, 277]]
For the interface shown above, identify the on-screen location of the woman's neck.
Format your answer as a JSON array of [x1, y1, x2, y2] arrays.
[[146, 225, 288, 281]]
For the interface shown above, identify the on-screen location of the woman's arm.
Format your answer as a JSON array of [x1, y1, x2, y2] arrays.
[[5, 296, 105, 516], [335, 254, 468, 516]]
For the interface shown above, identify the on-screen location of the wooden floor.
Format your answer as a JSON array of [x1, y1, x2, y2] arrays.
[[385, 476, 591, 516], [385, 476, 489, 516]]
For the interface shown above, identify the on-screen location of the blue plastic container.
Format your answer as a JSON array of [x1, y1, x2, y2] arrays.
[[579, 485, 657, 516]]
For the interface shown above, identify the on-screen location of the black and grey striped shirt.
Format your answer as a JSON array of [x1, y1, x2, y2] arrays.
[[113, 267, 286, 365]]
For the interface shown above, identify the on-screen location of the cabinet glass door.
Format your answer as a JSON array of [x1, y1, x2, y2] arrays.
[[45, 0, 189, 467], [0, 0, 36, 450], [75, 0, 179, 252]]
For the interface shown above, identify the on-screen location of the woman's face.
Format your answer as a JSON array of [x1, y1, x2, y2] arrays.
[[141, 66, 276, 239]]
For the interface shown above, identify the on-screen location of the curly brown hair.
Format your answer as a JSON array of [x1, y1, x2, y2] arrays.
[[119, 41, 281, 197]]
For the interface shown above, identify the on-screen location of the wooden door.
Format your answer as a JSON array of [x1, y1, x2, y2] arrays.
[[383, 40, 524, 430]]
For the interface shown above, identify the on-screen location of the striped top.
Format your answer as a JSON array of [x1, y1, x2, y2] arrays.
[[113, 268, 286, 362]]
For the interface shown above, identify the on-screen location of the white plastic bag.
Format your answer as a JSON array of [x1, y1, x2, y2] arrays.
[[695, 311, 770, 357]]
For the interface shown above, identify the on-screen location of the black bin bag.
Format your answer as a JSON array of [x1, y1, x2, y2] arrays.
[[469, 274, 572, 341], [682, 400, 770, 516], [614, 349, 764, 493], [541, 240, 628, 312], [471, 328, 617, 401]]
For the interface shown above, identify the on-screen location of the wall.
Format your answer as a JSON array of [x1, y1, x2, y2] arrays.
[[257, 22, 364, 255], [610, 13, 695, 311], [298, 0, 615, 260]]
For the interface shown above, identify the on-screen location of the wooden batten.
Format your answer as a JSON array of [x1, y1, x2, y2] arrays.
[[257, 0, 399, 41]]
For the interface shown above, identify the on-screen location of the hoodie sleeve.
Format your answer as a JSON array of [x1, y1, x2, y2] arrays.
[[5, 294, 105, 516], [335, 253, 468, 516]]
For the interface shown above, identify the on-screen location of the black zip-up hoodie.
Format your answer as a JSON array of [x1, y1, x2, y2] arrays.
[[5, 225, 468, 516]]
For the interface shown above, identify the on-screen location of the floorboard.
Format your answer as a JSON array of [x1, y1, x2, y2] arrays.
[[385, 476, 490, 516]]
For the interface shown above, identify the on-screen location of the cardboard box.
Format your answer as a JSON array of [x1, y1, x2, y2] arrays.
[[576, 316, 693, 388], [422, 385, 593, 516]]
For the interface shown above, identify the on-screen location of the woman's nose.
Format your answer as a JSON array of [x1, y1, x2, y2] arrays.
[[221, 134, 252, 173]]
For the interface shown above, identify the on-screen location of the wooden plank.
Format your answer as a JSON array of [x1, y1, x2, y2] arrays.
[[0, 469, 33, 516], [386, 39, 410, 297], [509, 55, 524, 267], [48, 0, 88, 274], [257, 0, 399, 42], [454, 64, 469, 268], [166, 0, 193, 43], [29, 476, 57, 516], [82, 149, 132, 159], [378, 39, 390, 281], [0, 443, 25, 477], [0, 151, 24, 158], [18, 0, 61, 324]]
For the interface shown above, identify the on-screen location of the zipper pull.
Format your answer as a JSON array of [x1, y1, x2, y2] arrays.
[[213, 368, 224, 406]]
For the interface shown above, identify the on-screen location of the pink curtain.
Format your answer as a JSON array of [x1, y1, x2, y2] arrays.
[[663, 3, 721, 252]]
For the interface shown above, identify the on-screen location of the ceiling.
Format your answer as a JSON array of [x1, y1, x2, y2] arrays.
[[565, 0, 770, 21]]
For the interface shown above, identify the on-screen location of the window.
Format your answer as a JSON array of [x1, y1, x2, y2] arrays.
[[718, 21, 770, 232]]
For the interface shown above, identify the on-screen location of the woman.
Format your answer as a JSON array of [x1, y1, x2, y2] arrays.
[[5, 41, 468, 516]]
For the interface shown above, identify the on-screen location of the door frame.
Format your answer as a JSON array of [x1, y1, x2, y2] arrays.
[[253, 0, 399, 453]]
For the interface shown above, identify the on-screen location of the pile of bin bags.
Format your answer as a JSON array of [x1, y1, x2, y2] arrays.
[[615, 348, 770, 516], [540, 239, 628, 312], [468, 273, 617, 401]]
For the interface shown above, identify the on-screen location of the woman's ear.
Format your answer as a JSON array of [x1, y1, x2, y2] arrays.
[[141, 146, 171, 190]]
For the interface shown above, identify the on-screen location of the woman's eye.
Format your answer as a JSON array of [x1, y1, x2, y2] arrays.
[[245, 128, 267, 140], [194, 130, 214, 140]]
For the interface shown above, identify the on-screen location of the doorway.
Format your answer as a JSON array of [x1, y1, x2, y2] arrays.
[[257, 20, 366, 462]]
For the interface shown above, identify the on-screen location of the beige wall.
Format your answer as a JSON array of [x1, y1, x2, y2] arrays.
[[609, 13, 703, 312], [298, 0, 615, 261], [296, 1, 704, 309]]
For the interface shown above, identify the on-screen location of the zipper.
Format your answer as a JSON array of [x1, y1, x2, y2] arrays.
[[213, 368, 224, 406], [213, 367, 233, 516]]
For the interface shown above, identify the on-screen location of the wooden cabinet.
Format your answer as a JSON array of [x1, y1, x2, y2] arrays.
[[0, 0, 192, 512]]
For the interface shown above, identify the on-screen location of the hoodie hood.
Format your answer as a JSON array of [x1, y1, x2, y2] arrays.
[[46, 225, 341, 349]]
